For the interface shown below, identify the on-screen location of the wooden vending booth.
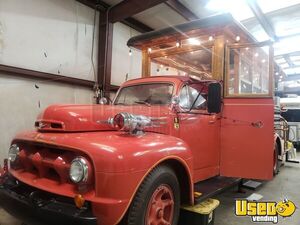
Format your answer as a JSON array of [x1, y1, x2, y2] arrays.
[[127, 13, 274, 97], [128, 14, 275, 180]]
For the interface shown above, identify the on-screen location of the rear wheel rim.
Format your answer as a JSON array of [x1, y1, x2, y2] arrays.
[[273, 147, 278, 171], [145, 184, 175, 225]]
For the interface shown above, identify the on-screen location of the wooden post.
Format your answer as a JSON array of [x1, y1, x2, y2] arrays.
[[98, 10, 113, 95], [212, 35, 225, 81], [142, 49, 151, 77]]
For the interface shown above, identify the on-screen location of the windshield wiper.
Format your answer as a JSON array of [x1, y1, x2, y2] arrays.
[[134, 101, 151, 107]]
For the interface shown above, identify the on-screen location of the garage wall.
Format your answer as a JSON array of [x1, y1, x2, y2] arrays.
[[111, 22, 142, 86], [0, 0, 98, 164], [0, 0, 146, 164], [0, 0, 98, 80], [0, 74, 94, 164]]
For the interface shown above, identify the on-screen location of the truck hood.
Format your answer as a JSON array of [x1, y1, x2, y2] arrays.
[[36, 104, 171, 133]]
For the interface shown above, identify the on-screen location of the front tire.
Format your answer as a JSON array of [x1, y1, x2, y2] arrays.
[[127, 165, 180, 225]]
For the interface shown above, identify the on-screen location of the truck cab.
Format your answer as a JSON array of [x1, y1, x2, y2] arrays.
[[0, 14, 275, 225]]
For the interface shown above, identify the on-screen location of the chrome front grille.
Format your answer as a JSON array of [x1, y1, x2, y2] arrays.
[[15, 143, 76, 183]]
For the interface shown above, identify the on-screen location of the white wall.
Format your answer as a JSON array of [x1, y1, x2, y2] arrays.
[[0, 73, 94, 164], [0, 0, 98, 80], [111, 22, 142, 85], [0, 0, 98, 164], [0, 1, 146, 164]]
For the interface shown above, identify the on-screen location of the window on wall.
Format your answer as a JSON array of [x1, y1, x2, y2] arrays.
[[227, 45, 271, 96]]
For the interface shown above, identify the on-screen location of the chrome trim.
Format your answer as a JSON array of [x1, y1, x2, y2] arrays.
[[69, 157, 89, 183], [8, 144, 20, 163]]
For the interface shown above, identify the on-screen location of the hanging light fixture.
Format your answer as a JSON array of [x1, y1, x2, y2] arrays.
[[129, 48, 132, 56]]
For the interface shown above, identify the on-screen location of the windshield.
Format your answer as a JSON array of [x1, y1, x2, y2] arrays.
[[114, 83, 174, 106]]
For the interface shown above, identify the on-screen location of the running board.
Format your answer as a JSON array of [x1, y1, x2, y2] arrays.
[[194, 176, 241, 204]]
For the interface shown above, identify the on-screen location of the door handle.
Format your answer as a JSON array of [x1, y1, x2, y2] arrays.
[[209, 120, 216, 124]]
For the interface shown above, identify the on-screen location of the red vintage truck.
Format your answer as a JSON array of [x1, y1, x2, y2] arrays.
[[0, 14, 275, 225]]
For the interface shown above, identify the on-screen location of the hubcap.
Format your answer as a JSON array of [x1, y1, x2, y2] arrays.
[[145, 185, 175, 225]]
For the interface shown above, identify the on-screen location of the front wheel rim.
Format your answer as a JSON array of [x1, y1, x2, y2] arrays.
[[145, 184, 175, 225]]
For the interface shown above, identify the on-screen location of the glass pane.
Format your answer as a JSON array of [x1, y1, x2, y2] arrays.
[[227, 46, 270, 96], [179, 85, 207, 110], [114, 83, 173, 105], [151, 48, 213, 79]]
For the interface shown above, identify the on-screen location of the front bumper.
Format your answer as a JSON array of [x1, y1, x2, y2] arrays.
[[0, 176, 97, 225]]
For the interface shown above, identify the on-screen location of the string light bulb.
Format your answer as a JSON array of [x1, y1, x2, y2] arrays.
[[148, 48, 152, 53], [129, 49, 132, 56], [236, 36, 241, 42], [176, 41, 180, 48], [209, 36, 214, 41]]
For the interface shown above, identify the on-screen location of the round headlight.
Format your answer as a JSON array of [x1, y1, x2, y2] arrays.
[[8, 144, 20, 163], [69, 157, 88, 183]]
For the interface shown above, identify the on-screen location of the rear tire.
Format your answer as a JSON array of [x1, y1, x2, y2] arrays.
[[127, 165, 180, 225], [273, 143, 280, 175]]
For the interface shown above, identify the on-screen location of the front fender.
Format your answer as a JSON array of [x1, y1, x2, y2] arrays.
[[90, 132, 194, 225], [14, 131, 194, 225]]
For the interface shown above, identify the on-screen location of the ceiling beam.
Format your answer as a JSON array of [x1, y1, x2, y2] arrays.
[[98, 10, 113, 95], [247, 0, 279, 41], [76, 0, 154, 33], [122, 17, 153, 33], [76, 0, 107, 10], [108, 0, 168, 23], [165, 0, 198, 21]]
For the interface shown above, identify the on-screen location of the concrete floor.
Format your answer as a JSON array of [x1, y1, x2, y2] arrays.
[[0, 156, 299, 225]]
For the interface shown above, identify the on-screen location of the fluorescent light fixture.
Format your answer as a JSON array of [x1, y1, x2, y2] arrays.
[[187, 38, 201, 45], [276, 58, 286, 64], [280, 63, 289, 69], [291, 56, 300, 61], [205, 0, 254, 21], [284, 67, 300, 75], [247, 24, 270, 42], [274, 36, 300, 56], [256, 0, 300, 13], [293, 61, 300, 66]]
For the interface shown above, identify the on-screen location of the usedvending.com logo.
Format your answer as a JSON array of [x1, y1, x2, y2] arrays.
[[235, 199, 296, 223]]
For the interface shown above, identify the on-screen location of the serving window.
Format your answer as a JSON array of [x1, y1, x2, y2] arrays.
[[225, 43, 273, 97]]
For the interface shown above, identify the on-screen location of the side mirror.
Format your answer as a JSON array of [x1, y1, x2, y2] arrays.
[[99, 97, 108, 105], [207, 82, 222, 114]]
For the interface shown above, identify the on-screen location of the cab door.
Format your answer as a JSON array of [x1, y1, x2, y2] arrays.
[[220, 42, 274, 180], [177, 83, 221, 181]]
